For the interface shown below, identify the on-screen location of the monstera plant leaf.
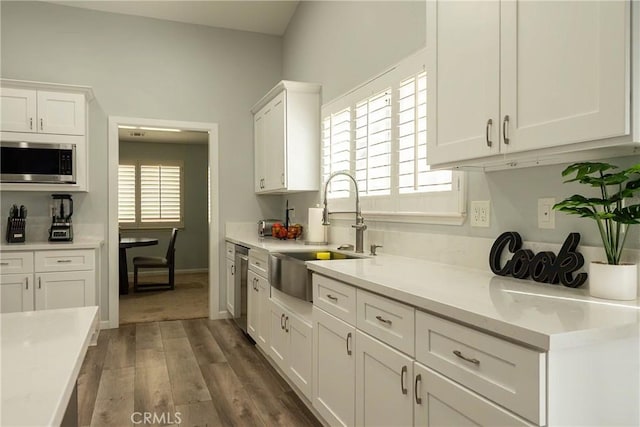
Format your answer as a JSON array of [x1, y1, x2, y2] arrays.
[[555, 161, 640, 265]]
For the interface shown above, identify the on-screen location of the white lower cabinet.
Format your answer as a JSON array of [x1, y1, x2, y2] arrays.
[[0, 249, 97, 314], [414, 363, 532, 427], [0, 273, 34, 312], [355, 330, 414, 427], [248, 269, 270, 350], [269, 299, 313, 399], [312, 306, 356, 427], [225, 257, 235, 316]]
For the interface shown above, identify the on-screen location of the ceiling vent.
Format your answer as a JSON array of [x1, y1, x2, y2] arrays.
[[129, 131, 146, 137]]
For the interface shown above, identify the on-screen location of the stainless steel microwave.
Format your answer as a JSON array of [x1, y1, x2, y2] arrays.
[[0, 141, 76, 184]]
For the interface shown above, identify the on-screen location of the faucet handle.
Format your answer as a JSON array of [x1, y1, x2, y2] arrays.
[[370, 244, 383, 256], [352, 223, 367, 231]]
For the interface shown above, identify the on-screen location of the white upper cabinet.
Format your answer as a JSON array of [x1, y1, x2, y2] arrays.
[[1, 88, 37, 133], [252, 80, 321, 194], [427, 0, 632, 169], [1, 87, 86, 136]]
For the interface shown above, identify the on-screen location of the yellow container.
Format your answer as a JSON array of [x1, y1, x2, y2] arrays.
[[316, 252, 331, 260]]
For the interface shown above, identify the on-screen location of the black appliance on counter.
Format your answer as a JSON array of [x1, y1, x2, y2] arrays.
[[0, 141, 76, 184], [49, 194, 73, 242]]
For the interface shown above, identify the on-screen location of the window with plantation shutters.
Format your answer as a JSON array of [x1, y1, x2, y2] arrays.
[[356, 90, 392, 196], [320, 48, 466, 225], [118, 164, 136, 223], [118, 161, 184, 228], [398, 72, 453, 194], [322, 108, 352, 199]]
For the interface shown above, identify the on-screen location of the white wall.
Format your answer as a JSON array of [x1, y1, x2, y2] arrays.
[[282, 0, 640, 257], [0, 1, 284, 321]]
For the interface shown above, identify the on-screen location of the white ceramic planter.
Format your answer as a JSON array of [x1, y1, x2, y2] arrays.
[[589, 262, 638, 301]]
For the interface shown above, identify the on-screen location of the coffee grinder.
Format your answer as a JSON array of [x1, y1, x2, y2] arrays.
[[49, 194, 73, 242]]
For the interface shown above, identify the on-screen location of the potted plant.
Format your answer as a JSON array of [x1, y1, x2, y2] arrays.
[[553, 162, 640, 300]]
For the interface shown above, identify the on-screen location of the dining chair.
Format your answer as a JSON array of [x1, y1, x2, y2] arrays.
[[133, 228, 179, 291]]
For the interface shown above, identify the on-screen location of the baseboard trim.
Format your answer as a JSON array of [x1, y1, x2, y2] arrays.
[[100, 320, 112, 330], [128, 268, 208, 278]]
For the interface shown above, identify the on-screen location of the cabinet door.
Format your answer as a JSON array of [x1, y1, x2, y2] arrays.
[[287, 312, 313, 400], [414, 363, 531, 427], [269, 299, 289, 371], [35, 271, 93, 310], [426, 0, 501, 164], [37, 91, 85, 135], [226, 258, 235, 316], [355, 331, 414, 427], [254, 111, 266, 192], [263, 92, 287, 191], [256, 275, 271, 351], [1, 87, 37, 132], [501, 0, 630, 153], [313, 307, 356, 427], [0, 274, 34, 313], [247, 270, 259, 340]]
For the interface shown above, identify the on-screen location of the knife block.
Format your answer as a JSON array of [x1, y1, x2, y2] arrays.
[[6, 217, 26, 243]]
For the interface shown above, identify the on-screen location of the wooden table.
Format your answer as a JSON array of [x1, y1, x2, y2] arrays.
[[119, 237, 159, 295]]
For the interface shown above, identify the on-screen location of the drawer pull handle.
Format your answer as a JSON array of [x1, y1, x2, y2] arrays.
[[414, 374, 422, 404], [38, 277, 42, 289], [255, 261, 261, 266], [400, 365, 408, 395], [453, 350, 480, 366], [56, 259, 72, 263], [375, 315, 392, 326], [485, 118, 493, 147], [346, 332, 352, 356], [0, 262, 9, 266], [281, 313, 285, 330], [502, 115, 510, 145], [285, 316, 289, 333], [25, 277, 29, 290], [231, 265, 235, 275], [326, 294, 338, 302]]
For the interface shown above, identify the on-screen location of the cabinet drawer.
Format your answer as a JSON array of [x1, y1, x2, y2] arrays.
[[0, 252, 34, 274], [225, 242, 235, 260], [35, 250, 94, 272], [356, 289, 415, 356], [415, 310, 545, 425], [249, 249, 269, 278], [313, 274, 356, 325]]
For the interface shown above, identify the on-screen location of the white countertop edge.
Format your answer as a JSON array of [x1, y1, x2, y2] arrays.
[[0, 239, 104, 251], [50, 307, 98, 426]]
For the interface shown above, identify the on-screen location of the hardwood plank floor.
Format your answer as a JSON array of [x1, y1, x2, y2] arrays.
[[79, 318, 321, 427]]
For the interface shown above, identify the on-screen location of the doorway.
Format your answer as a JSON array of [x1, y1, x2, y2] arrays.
[[107, 117, 220, 328]]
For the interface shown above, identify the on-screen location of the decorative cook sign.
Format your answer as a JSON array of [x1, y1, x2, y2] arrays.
[[489, 231, 587, 288]]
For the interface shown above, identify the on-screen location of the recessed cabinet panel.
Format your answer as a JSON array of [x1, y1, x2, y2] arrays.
[[35, 249, 94, 272], [37, 91, 85, 136], [0, 88, 37, 132], [226, 258, 235, 316], [426, 0, 501, 164], [500, 0, 629, 153], [264, 92, 287, 191], [0, 273, 34, 313], [35, 271, 93, 310], [0, 252, 34, 275]]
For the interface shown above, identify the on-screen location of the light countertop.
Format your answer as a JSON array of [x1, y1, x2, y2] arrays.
[[226, 230, 640, 351], [226, 228, 336, 252], [0, 238, 104, 251], [0, 306, 99, 426]]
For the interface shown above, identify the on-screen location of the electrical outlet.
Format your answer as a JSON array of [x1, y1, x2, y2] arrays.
[[538, 198, 555, 229], [470, 200, 490, 227]]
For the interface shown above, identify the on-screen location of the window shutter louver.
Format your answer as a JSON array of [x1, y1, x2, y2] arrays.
[[322, 108, 352, 199], [118, 165, 136, 223]]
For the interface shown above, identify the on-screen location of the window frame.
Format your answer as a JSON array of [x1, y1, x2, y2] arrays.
[[118, 160, 185, 230], [321, 48, 466, 226]]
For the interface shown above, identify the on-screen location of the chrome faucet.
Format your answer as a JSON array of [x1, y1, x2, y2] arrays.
[[322, 171, 367, 253]]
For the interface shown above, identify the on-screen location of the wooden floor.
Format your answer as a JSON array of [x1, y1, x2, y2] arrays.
[[78, 318, 321, 427]]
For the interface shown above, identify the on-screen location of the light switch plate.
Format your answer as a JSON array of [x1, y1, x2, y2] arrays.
[[470, 200, 490, 227], [538, 198, 555, 229]]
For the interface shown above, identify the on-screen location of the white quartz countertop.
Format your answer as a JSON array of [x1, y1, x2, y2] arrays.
[[306, 255, 640, 351], [0, 238, 104, 251], [225, 229, 336, 252], [0, 306, 99, 426]]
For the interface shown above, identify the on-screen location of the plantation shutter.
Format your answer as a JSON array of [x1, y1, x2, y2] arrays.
[[398, 72, 453, 194], [118, 164, 136, 223], [322, 108, 352, 198], [356, 90, 392, 196], [140, 165, 182, 223]]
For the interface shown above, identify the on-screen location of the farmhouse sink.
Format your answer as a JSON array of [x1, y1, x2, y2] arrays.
[[269, 251, 363, 302]]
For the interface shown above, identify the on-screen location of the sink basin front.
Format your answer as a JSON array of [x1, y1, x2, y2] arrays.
[[269, 251, 362, 302]]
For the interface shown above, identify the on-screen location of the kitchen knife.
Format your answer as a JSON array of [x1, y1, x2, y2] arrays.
[[19, 205, 26, 219]]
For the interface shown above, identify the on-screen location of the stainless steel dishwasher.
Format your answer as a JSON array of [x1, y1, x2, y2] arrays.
[[233, 245, 249, 333]]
